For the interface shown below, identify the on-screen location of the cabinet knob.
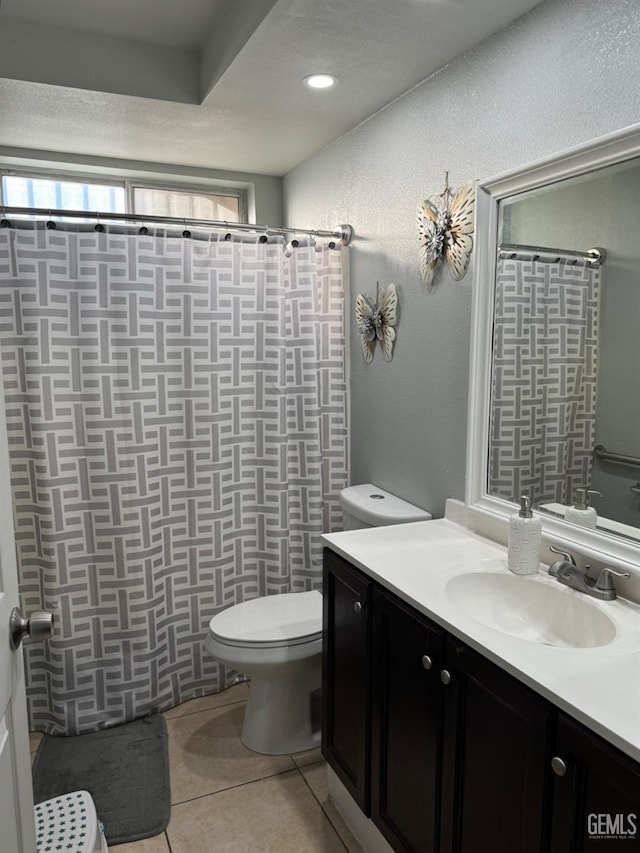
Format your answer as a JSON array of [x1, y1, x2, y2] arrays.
[[354, 601, 363, 614], [421, 655, 432, 671], [440, 670, 452, 685], [551, 756, 568, 777]]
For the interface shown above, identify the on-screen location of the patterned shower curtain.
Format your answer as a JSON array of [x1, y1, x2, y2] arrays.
[[489, 255, 600, 506], [0, 223, 348, 734]]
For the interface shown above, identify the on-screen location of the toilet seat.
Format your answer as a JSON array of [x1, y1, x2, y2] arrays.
[[208, 590, 322, 649]]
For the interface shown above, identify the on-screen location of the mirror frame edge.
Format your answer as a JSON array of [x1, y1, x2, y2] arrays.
[[465, 121, 640, 568]]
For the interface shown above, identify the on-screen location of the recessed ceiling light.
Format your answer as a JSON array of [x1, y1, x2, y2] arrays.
[[304, 74, 337, 90]]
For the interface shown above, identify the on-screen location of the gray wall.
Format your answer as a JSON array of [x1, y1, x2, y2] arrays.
[[283, 0, 640, 519]]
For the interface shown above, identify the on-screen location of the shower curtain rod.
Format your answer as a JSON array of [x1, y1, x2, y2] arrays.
[[0, 205, 354, 246], [499, 242, 606, 266]]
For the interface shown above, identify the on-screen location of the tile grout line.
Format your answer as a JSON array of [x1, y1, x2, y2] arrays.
[[163, 693, 333, 851], [163, 697, 247, 722], [162, 683, 249, 717], [164, 691, 246, 851], [169, 762, 300, 808], [296, 764, 352, 853]]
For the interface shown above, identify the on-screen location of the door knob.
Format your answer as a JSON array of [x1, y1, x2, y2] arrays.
[[421, 654, 433, 670], [354, 601, 363, 614], [9, 607, 54, 650], [440, 670, 452, 685]]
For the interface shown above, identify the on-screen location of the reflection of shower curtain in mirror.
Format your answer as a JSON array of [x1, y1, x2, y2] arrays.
[[489, 256, 600, 505]]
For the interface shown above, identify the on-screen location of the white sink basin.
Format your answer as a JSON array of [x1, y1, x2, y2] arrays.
[[445, 572, 618, 649]]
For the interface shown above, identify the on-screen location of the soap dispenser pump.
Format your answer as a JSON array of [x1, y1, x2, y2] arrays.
[[508, 495, 542, 575], [565, 488, 602, 529]]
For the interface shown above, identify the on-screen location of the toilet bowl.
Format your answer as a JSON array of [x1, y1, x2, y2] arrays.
[[205, 590, 322, 755], [205, 484, 431, 755]]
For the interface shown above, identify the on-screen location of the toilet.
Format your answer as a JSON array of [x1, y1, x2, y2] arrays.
[[339, 483, 433, 529], [205, 484, 432, 754]]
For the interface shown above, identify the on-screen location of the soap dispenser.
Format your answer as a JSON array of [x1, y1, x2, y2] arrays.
[[565, 488, 602, 529], [508, 495, 542, 575]]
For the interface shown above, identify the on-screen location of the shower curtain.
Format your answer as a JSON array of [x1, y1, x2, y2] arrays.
[[0, 223, 348, 734], [489, 255, 600, 505]]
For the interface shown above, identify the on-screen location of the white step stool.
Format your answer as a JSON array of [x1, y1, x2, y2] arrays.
[[35, 790, 108, 853]]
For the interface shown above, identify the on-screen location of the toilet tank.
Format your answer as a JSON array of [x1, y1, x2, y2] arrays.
[[340, 484, 432, 530]]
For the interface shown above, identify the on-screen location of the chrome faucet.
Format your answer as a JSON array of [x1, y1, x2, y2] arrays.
[[548, 545, 630, 601]]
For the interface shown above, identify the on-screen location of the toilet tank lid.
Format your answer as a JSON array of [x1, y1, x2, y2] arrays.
[[340, 484, 432, 526], [209, 590, 322, 645]]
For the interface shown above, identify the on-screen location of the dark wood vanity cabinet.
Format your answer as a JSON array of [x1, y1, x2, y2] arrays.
[[550, 715, 640, 852], [322, 548, 640, 853], [440, 636, 551, 853], [322, 548, 372, 814], [371, 587, 445, 853]]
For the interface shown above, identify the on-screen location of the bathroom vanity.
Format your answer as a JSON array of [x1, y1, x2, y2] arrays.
[[320, 123, 640, 853], [321, 516, 640, 853]]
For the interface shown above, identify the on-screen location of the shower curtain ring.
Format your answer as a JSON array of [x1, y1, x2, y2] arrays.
[[94, 212, 104, 233], [284, 232, 298, 258], [182, 218, 191, 239]]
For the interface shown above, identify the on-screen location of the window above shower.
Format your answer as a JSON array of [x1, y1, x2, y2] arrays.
[[2, 173, 125, 219], [0, 170, 246, 223]]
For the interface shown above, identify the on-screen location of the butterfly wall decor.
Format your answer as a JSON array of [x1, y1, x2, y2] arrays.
[[417, 173, 475, 286], [355, 282, 397, 363]]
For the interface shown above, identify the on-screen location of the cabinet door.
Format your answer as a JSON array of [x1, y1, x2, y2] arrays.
[[440, 637, 552, 853], [550, 714, 640, 852], [322, 549, 372, 814], [371, 587, 444, 853]]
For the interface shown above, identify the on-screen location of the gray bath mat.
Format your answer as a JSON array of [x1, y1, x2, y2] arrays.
[[32, 714, 170, 846]]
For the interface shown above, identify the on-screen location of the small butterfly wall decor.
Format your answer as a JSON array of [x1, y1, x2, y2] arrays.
[[355, 282, 397, 363], [417, 173, 475, 286]]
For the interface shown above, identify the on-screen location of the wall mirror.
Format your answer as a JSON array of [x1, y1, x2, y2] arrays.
[[466, 123, 640, 566]]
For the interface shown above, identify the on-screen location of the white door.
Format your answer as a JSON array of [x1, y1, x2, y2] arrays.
[[0, 393, 38, 851]]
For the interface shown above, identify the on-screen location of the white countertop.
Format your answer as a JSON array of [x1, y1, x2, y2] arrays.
[[322, 518, 640, 762]]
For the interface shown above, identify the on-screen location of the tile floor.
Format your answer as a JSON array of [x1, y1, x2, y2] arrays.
[[30, 683, 362, 853]]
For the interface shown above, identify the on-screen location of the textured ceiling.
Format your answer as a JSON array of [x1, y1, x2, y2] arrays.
[[0, 0, 544, 176], [0, 0, 227, 49]]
